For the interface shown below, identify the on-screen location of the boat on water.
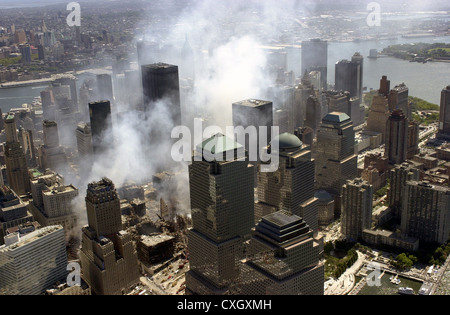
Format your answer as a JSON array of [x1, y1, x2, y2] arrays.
[[398, 287, 415, 295], [390, 274, 401, 285]]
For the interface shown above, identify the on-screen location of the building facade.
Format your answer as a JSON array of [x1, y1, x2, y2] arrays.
[[185, 134, 255, 295], [79, 178, 140, 295], [239, 211, 324, 295], [0, 225, 67, 295]]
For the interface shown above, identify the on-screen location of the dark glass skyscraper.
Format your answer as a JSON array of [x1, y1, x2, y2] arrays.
[[141, 63, 181, 126], [89, 100, 112, 156]]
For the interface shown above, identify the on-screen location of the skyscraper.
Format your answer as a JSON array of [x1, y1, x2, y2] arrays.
[[341, 178, 373, 241], [401, 181, 450, 244], [366, 92, 390, 143], [141, 63, 181, 126], [388, 161, 421, 219], [335, 52, 363, 105], [88, 101, 113, 156], [185, 133, 254, 295], [301, 39, 328, 90], [438, 85, 450, 140], [19, 44, 32, 64], [385, 109, 408, 165], [239, 211, 324, 295], [256, 132, 318, 234], [303, 95, 322, 136], [388, 83, 410, 119], [0, 225, 67, 295], [76, 122, 93, 159], [315, 112, 358, 195], [79, 178, 140, 295], [232, 99, 273, 161], [315, 112, 358, 215], [38, 120, 67, 173], [29, 170, 78, 234], [4, 114, 31, 196]]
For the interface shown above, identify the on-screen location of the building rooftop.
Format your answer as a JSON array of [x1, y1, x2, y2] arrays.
[[0, 225, 63, 251], [233, 99, 272, 108], [271, 132, 302, 150], [322, 112, 351, 124], [197, 133, 243, 155]]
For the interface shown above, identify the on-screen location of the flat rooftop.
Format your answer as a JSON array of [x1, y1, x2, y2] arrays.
[[233, 99, 272, 108]]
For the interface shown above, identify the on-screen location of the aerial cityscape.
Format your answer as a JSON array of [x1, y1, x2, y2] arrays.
[[0, 0, 449, 301]]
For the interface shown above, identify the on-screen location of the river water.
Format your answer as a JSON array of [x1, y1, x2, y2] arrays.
[[0, 35, 449, 112]]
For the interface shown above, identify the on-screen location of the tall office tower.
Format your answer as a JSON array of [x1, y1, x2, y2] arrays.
[[0, 225, 67, 295], [379, 75, 390, 97], [180, 35, 195, 81], [335, 52, 363, 104], [96, 74, 114, 103], [76, 122, 93, 159], [301, 39, 328, 90], [407, 121, 420, 159], [79, 178, 140, 295], [19, 44, 32, 64], [293, 72, 316, 130], [38, 120, 67, 173], [40, 89, 56, 121], [267, 85, 295, 133], [185, 134, 254, 295], [273, 109, 289, 134], [303, 95, 322, 137], [78, 79, 96, 120], [88, 101, 113, 156], [14, 29, 27, 44], [385, 109, 408, 165], [315, 112, 358, 214], [232, 99, 273, 161], [340, 178, 373, 241], [4, 114, 31, 196], [19, 128, 36, 167], [389, 83, 410, 119], [141, 63, 181, 126], [256, 133, 319, 234], [239, 211, 324, 295], [366, 92, 390, 143], [309, 70, 322, 92], [28, 170, 78, 233], [54, 77, 79, 112], [438, 85, 450, 140], [324, 90, 361, 126], [388, 161, 421, 219], [401, 181, 450, 244], [37, 44, 45, 60], [0, 186, 33, 245]]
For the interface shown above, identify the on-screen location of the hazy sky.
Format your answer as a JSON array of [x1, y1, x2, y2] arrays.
[[1, 0, 449, 11]]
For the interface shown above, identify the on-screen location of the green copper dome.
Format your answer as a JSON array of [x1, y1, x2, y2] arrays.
[[271, 132, 303, 149]]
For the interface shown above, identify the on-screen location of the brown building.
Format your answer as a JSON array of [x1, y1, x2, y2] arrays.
[[256, 133, 318, 234], [385, 109, 408, 165], [341, 178, 373, 241], [4, 113, 31, 196], [438, 85, 450, 140], [315, 112, 358, 215], [79, 178, 140, 295]]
